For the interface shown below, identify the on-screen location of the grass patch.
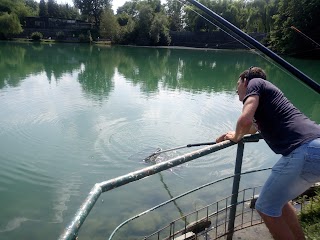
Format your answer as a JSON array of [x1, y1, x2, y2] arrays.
[[299, 192, 320, 239]]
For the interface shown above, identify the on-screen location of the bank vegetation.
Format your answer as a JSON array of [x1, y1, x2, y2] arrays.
[[0, 0, 319, 56]]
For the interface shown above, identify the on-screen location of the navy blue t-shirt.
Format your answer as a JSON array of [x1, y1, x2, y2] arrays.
[[243, 78, 320, 155]]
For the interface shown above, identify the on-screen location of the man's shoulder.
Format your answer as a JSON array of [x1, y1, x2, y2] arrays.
[[247, 78, 266, 91], [249, 78, 280, 92], [249, 78, 266, 84]]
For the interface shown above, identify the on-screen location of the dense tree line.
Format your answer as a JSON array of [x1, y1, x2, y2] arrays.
[[0, 0, 319, 55], [99, 0, 319, 53]]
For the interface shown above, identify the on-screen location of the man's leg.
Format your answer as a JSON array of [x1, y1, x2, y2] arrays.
[[258, 209, 294, 240], [282, 203, 305, 240], [255, 139, 320, 239], [258, 202, 305, 240]]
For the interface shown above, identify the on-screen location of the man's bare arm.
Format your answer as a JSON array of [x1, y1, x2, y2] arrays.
[[218, 95, 259, 143]]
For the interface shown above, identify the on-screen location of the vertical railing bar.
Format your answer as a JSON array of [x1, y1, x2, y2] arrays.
[[196, 210, 199, 240], [225, 197, 228, 235], [216, 202, 218, 237], [252, 187, 256, 225], [207, 206, 209, 240], [241, 189, 245, 227], [227, 142, 244, 239], [184, 216, 187, 239]]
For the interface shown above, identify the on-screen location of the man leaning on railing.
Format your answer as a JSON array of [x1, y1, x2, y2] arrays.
[[216, 66, 320, 240]]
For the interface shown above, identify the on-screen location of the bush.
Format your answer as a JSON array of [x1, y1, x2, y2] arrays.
[[78, 33, 87, 42], [299, 191, 320, 239], [56, 31, 65, 41], [78, 31, 92, 43], [31, 32, 43, 41]]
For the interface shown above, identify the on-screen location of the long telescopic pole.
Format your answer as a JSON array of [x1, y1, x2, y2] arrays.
[[186, 0, 320, 94], [290, 26, 320, 48]]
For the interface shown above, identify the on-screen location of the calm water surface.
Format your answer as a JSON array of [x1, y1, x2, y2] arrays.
[[0, 42, 319, 240]]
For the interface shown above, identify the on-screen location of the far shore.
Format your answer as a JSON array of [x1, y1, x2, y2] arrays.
[[3, 39, 319, 58], [3, 38, 111, 45]]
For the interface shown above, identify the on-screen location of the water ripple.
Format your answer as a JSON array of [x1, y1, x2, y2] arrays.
[[0, 217, 40, 233], [92, 94, 242, 172]]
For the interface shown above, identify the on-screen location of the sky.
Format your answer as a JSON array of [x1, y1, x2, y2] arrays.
[[36, 0, 166, 13]]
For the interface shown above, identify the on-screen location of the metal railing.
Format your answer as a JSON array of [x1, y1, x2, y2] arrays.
[[108, 171, 318, 240], [109, 169, 272, 240], [59, 134, 263, 240]]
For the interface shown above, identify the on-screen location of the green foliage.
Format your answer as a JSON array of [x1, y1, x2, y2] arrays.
[[137, 4, 154, 35], [31, 31, 43, 41], [117, 15, 136, 44], [0, 0, 13, 13], [146, 0, 161, 13], [39, 0, 48, 17], [74, 0, 112, 27], [117, 12, 130, 26], [116, 0, 138, 16], [0, 12, 22, 38], [58, 4, 80, 19], [0, 0, 37, 21], [269, 0, 320, 54], [0, 0, 313, 53], [165, 0, 183, 31], [78, 33, 86, 42], [56, 31, 65, 40], [150, 13, 171, 45], [78, 31, 92, 43], [25, 0, 39, 15], [299, 192, 320, 239], [100, 8, 119, 42], [47, 0, 59, 18]]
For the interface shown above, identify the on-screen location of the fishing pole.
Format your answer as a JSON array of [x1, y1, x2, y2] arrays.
[[185, 0, 320, 94], [291, 26, 320, 48], [144, 141, 216, 161]]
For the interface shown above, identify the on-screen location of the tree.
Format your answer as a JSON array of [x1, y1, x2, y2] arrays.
[[150, 13, 171, 45], [116, 13, 136, 44], [184, 4, 215, 32], [269, 0, 320, 54], [137, 4, 153, 32], [245, 0, 268, 33], [58, 4, 80, 19], [0, 0, 37, 23], [165, 0, 184, 31], [73, 0, 112, 28], [25, 0, 39, 16], [0, 12, 22, 39], [100, 8, 119, 41], [116, 0, 138, 16], [47, 0, 59, 18], [39, 0, 48, 17], [0, 0, 14, 13], [14, 0, 37, 20], [147, 0, 161, 13]]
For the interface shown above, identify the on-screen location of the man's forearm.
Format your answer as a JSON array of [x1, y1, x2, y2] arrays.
[[234, 115, 254, 142]]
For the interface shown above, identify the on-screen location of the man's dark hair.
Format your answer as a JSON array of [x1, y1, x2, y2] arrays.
[[239, 67, 267, 81]]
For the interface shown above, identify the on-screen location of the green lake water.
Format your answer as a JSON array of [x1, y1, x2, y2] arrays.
[[0, 42, 319, 240]]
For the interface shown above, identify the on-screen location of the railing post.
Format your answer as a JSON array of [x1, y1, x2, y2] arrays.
[[227, 142, 244, 239]]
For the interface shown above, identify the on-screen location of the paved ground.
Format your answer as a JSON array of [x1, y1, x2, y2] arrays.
[[232, 224, 273, 240]]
